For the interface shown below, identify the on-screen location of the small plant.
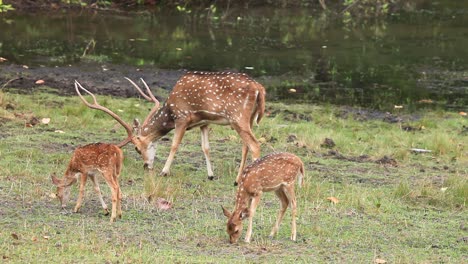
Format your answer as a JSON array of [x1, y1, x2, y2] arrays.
[[0, 0, 14, 12]]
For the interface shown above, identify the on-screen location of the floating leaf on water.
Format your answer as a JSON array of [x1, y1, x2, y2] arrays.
[[327, 197, 339, 204], [35, 80, 45, 85], [418, 99, 433, 104]]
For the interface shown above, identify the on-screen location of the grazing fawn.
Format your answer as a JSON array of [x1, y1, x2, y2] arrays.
[[51, 143, 124, 222], [222, 152, 305, 243], [75, 71, 266, 184]]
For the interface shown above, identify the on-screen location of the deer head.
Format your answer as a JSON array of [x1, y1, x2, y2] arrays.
[[51, 172, 76, 208], [222, 206, 249, 244]]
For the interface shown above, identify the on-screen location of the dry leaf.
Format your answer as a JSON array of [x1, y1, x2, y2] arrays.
[[394, 105, 403, 109], [49, 193, 57, 199], [375, 258, 387, 264], [327, 197, 339, 204], [31, 236, 38, 242], [22, 65, 29, 69], [0, 57, 7, 62], [35, 80, 45, 85], [25, 123, 33, 128], [258, 137, 266, 144], [460, 112, 467, 116], [54, 130, 65, 134], [288, 88, 297, 93], [11, 233, 19, 240], [43, 236, 50, 240], [156, 198, 172, 210], [41, 118, 51, 125], [175, 47, 182, 51]]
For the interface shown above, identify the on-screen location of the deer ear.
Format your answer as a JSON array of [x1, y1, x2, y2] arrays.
[[51, 173, 61, 186], [221, 206, 232, 218], [240, 209, 250, 220]]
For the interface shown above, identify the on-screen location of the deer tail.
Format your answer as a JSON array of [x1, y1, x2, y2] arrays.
[[254, 84, 266, 125], [297, 161, 305, 188]]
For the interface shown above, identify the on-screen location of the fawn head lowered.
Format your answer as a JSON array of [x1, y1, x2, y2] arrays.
[[75, 71, 266, 183]]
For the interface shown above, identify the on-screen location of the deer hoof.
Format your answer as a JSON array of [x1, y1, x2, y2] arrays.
[[104, 209, 110, 216], [160, 171, 169, 177]]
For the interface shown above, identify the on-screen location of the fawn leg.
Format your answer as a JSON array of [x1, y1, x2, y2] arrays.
[[245, 195, 261, 243], [89, 174, 109, 215], [270, 188, 289, 238], [74, 173, 87, 213], [283, 184, 297, 241]]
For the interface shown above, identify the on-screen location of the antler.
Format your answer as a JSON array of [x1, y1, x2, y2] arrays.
[[74, 81, 133, 147], [125, 77, 160, 127]]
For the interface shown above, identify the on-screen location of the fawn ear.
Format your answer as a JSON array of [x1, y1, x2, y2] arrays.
[[221, 206, 231, 218], [240, 209, 250, 220], [51, 173, 61, 186]]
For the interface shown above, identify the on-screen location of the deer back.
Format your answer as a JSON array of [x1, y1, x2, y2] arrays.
[[138, 71, 266, 137], [239, 152, 304, 193], [67, 143, 123, 175]]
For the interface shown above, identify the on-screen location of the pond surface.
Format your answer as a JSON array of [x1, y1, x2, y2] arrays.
[[0, 2, 467, 110]]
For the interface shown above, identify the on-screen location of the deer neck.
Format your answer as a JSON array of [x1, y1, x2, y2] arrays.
[[140, 105, 175, 141], [233, 188, 250, 215]]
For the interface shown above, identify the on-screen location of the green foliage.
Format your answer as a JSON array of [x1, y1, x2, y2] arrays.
[[0, 0, 14, 12]]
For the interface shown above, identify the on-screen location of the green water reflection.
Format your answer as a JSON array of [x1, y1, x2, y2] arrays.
[[0, 4, 467, 110]]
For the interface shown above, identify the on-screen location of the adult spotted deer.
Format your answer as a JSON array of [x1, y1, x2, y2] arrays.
[[51, 143, 124, 222], [222, 152, 305, 243], [75, 71, 266, 184]]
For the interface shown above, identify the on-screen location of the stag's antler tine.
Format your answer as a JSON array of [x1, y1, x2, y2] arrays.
[[124, 77, 153, 102], [74, 80, 134, 144], [140, 78, 160, 107]]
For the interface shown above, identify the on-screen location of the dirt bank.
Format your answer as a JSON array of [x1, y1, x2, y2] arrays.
[[0, 63, 185, 99]]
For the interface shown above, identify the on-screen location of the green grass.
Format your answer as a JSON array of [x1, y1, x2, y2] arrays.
[[0, 90, 466, 263]]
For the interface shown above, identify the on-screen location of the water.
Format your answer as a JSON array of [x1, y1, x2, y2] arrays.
[[0, 2, 467, 110]]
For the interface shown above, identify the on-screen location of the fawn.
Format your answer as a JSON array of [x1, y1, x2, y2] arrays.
[[51, 143, 124, 222], [222, 152, 305, 243]]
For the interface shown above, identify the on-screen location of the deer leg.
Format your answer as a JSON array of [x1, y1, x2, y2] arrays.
[[74, 173, 87, 213], [235, 143, 249, 186], [88, 173, 109, 215], [245, 195, 261, 243], [232, 124, 260, 185], [161, 122, 187, 176], [270, 189, 289, 238], [283, 184, 297, 241], [200, 125, 215, 180]]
